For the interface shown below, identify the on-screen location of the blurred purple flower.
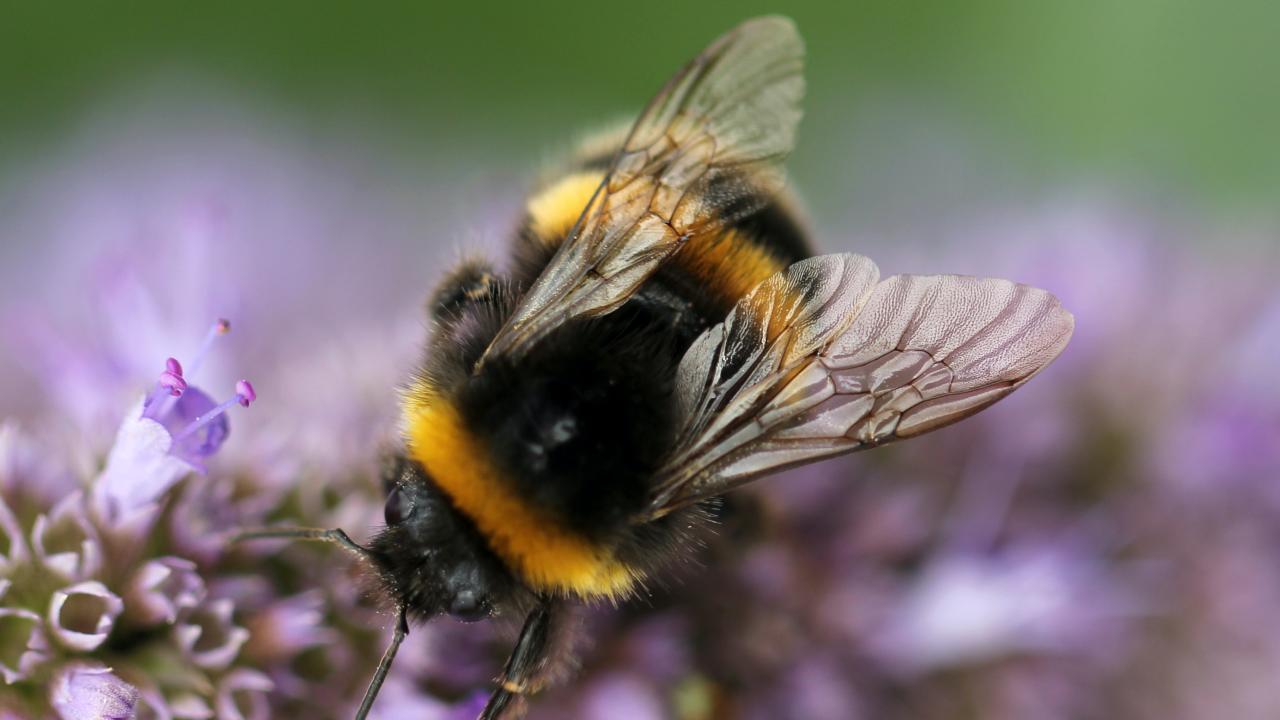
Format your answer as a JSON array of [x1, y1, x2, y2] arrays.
[[175, 598, 251, 671], [0, 598, 47, 683], [2, 90, 1279, 720], [0, 499, 28, 573], [125, 557, 206, 626], [865, 543, 1138, 674], [244, 590, 338, 663], [48, 580, 123, 652], [32, 492, 102, 581], [215, 668, 275, 720], [49, 664, 140, 720], [575, 673, 667, 720], [0, 106, 438, 718]]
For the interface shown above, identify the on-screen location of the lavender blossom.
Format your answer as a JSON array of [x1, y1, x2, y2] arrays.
[[0, 599, 47, 684], [48, 581, 123, 652], [125, 557, 206, 626], [0, 319, 289, 718], [49, 664, 140, 720]]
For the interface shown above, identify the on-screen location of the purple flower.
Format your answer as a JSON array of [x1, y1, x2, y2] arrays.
[[124, 556, 207, 626], [864, 543, 1139, 675], [175, 598, 251, 671], [215, 669, 275, 720], [0, 498, 28, 573], [92, 321, 256, 525], [244, 590, 338, 663], [0, 593, 48, 683], [48, 581, 124, 652], [573, 673, 667, 720], [32, 492, 102, 581], [49, 664, 140, 720], [0, 110, 426, 718]]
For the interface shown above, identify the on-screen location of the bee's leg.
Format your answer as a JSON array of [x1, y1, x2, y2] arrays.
[[354, 606, 409, 720], [430, 259, 500, 320], [480, 598, 569, 720]]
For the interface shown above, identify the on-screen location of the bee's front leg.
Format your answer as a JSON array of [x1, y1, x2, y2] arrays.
[[480, 598, 572, 720]]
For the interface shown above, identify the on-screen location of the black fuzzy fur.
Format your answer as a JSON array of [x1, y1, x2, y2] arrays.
[[420, 268, 713, 581], [374, 151, 814, 621], [456, 313, 678, 539], [367, 454, 520, 622]]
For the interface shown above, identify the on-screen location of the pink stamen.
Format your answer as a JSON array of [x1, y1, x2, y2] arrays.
[[145, 357, 188, 413], [235, 380, 256, 407], [172, 380, 256, 442], [159, 371, 187, 397]]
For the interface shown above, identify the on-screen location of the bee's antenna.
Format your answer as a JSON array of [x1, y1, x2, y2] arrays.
[[233, 526, 377, 562], [236, 527, 408, 717], [355, 605, 409, 720]]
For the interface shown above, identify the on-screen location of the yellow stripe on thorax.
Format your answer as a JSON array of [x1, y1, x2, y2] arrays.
[[403, 392, 637, 600], [526, 171, 787, 310]]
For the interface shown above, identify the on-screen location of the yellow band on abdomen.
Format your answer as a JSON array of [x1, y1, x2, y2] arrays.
[[403, 394, 638, 600]]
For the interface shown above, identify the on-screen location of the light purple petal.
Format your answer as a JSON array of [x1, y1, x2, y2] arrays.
[[92, 401, 192, 525], [48, 580, 124, 652], [174, 598, 249, 670], [0, 420, 76, 501], [244, 590, 337, 663], [864, 544, 1141, 674], [166, 692, 213, 719], [50, 664, 140, 720], [31, 491, 102, 581], [0, 603, 48, 683], [0, 495, 28, 573], [146, 386, 230, 466], [125, 556, 207, 626], [214, 669, 274, 720], [167, 477, 259, 566], [576, 672, 666, 720], [134, 688, 174, 720]]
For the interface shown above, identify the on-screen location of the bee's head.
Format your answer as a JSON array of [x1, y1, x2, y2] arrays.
[[366, 454, 512, 622]]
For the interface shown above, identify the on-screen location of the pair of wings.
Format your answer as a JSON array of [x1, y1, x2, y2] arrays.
[[480, 17, 1074, 521]]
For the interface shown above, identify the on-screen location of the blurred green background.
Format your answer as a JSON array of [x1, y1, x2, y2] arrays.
[[2, 1, 1277, 223]]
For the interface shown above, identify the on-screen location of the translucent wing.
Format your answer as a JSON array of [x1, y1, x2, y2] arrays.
[[481, 16, 805, 362], [646, 258, 1075, 519]]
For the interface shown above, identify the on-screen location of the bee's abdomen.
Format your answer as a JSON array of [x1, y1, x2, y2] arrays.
[[514, 167, 812, 333]]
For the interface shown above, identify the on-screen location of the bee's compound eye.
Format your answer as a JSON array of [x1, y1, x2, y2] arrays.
[[384, 485, 413, 526]]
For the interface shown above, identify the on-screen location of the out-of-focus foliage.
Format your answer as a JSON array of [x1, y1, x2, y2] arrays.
[[1, 1, 1277, 211]]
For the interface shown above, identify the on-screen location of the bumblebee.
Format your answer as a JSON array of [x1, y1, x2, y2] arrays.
[[240, 16, 1074, 720]]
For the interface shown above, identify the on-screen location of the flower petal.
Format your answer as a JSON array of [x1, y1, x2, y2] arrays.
[[31, 491, 102, 581], [244, 590, 337, 663], [0, 605, 48, 683], [49, 664, 140, 720], [174, 598, 249, 671], [214, 669, 274, 720], [92, 401, 193, 524], [0, 495, 28, 572], [125, 557, 206, 627], [166, 692, 213, 719], [48, 580, 124, 652]]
